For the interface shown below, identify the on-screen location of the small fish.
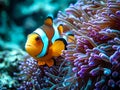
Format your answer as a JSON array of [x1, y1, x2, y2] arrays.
[[25, 17, 67, 67]]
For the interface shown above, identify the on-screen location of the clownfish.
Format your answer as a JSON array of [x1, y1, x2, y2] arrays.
[[25, 17, 69, 67]]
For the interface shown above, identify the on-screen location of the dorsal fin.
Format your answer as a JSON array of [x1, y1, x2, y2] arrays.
[[44, 16, 53, 26], [58, 24, 63, 35]]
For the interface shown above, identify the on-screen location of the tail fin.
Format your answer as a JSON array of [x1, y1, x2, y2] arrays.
[[67, 34, 75, 43]]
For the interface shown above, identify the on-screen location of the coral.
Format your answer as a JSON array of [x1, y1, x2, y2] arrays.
[[13, 0, 77, 18], [59, 0, 120, 89], [0, 11, 25, 50], [0, 49, 25, 89]]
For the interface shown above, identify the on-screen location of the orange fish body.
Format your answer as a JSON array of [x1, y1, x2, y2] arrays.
[[25, 17, 67, 67]]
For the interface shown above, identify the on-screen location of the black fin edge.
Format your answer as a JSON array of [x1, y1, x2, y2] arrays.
[[67, 34, 74, 36], [46, 16, 53, 21], [55, 38, 67, 50]]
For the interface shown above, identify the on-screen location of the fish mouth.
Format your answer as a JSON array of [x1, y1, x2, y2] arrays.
[[25, 44, 32, 49], [25, 43, 32, 46], [26, 44, 31, 46]]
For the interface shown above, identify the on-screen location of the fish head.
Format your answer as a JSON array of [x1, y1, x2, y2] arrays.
[[25, 33, 43, 57]]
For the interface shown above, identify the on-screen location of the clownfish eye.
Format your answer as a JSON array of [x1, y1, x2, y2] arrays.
[[35, 36, 40, 41]]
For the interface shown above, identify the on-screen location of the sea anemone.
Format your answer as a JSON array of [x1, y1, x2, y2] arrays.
[[17, 55, 78, 90], [59, 0, 120, 89]]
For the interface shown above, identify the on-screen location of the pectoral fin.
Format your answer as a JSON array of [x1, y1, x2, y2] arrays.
[[37, 60, 45, 66], [58, 24, 63, 35], [51, 38, 67, 57], [45, 59, 54, 67]]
